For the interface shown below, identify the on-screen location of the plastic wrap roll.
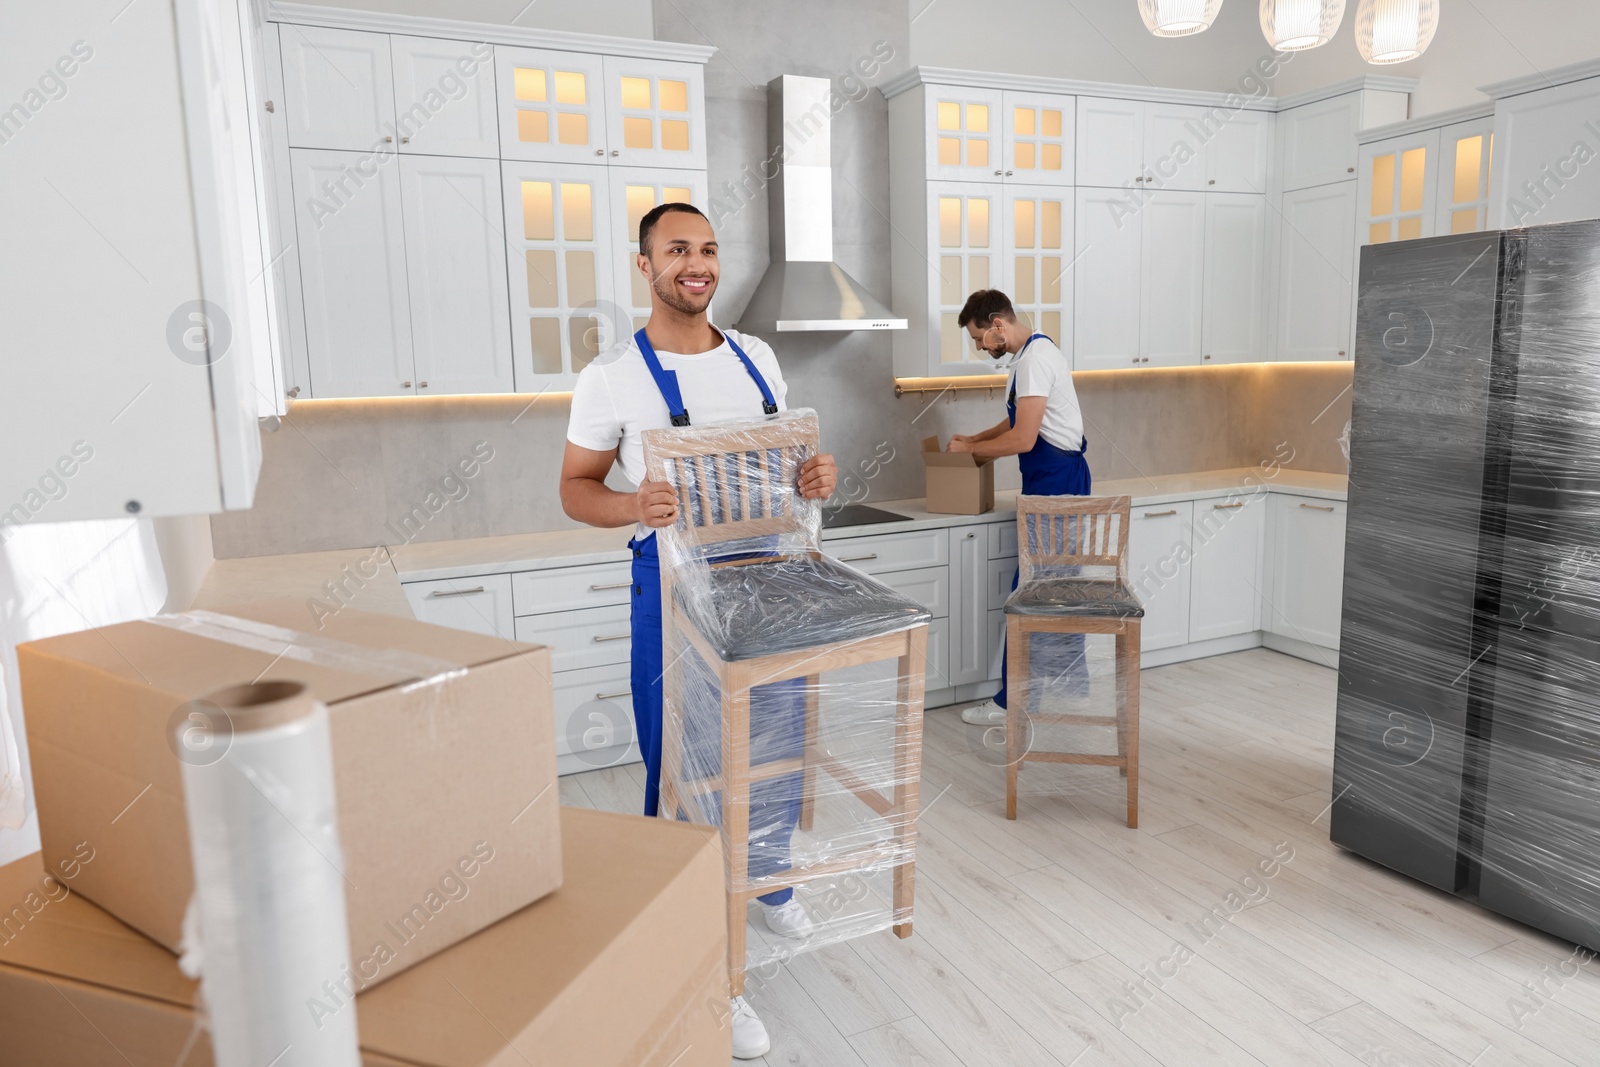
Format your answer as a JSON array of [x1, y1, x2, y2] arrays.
[[177, 681, 361, 1067]]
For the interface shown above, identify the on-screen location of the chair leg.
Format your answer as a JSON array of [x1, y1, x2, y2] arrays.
[[1115, 627, 1128, 779], [1005, 616, 1028, 821], [798, 673, 819, 832], [1122, 622, 1141, 830], [892, 627, 928, 938], [722, 673, 752, 996]]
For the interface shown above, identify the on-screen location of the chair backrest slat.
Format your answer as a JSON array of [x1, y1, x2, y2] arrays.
[[643, 412, 820, 549], [1015, 494, 1131, 579]]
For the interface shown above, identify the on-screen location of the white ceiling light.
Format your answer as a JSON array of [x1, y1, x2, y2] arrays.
[[1137, 0, 1225, 37], [1259, 0, 1346, 50], [1355, 0, 1439, 64]]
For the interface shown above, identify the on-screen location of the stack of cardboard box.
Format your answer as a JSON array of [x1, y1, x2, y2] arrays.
[[2, 600, 730, 1066]]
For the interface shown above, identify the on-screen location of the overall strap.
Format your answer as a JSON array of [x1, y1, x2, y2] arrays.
[[722, 333, 779, 414], [633, 328, 690, 426]]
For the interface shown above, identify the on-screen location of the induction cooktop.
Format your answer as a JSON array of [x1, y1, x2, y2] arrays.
[[821, 504, 909, 530]]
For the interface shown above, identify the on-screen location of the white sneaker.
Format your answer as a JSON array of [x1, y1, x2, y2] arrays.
[[960, 699, 1007, 726], [731, 995, 771, 1059], [760, 897, 814, 940]]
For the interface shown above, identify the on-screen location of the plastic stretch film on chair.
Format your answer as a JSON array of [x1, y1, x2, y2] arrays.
[[644, 409, 931, 984], [1331, 219, 1600, 954]]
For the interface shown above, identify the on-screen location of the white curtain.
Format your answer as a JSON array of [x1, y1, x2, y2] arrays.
[[0, 518, 168, 865]]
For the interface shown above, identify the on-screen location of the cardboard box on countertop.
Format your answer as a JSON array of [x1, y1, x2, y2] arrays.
[[0, 807, 731, 1067], [19, 598, 560, 990], [921, 435, 995, 515]]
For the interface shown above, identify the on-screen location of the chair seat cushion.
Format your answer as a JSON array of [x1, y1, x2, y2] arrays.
[[1004, 577, 1145, 618], [674, 555, 932, 662]]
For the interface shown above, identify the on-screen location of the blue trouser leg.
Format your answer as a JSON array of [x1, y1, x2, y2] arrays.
[[630, 533, 798, 905]]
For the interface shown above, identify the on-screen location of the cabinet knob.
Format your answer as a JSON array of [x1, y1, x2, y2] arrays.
[[401, 136, 410, 144], [1347, 166, 1355, 173], [418, 381, 429, 389], [264, 100, 275, 113], [994, 169, 1002, 176], [1204, 354, 1212, 360], [1005, 169, 1013, 176], [596, 148, 605, 156], [611, 149, 620, 156], [1142, 357, 1150, 363], [384, 135, 393, 143], [1208, 179, 1215, 185], [1338, 351, 1347, 357], [401, 381, 412, 389], [964, 531, 975, 539]]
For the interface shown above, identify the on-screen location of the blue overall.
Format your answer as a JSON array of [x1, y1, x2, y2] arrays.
[[627, 328, 800, 905], [994, 334, 1093, 710]]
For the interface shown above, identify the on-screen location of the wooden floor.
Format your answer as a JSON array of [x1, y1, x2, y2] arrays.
[[561, 649, 1598, 1066]]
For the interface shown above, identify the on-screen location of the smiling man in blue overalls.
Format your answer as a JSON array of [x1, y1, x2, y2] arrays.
[[558, 202, 837, 1059], [946, 289, 1090, 727]]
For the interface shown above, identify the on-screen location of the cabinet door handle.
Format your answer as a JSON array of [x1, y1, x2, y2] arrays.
[[593, 632, 631, 643], [611, 149, 620, 156], [1299, 503, 1336, 512], [1208, 178, 1216, 185], [1213, 502, 1244, 510], [840, 552, 878, 562], [994, 169, 1003, 176], [418, 381, 429, 389], [1347, 166, 1355, 173], [428, 586, 485, 598], [401, 380, 412, 388], [1143, 510, 1178, 518], [595, 689, 632, 700], [595, 148, 605, 156], [265, 99, 275, 113], [591, 581, 631, 591], [383, 135, 393, 143], [964, 531, 976, 539]]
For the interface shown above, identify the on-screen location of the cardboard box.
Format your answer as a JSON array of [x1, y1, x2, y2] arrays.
[[0, 808, 730, 1067], [921, 436, 995, 515], [20, 598, 560, 988]]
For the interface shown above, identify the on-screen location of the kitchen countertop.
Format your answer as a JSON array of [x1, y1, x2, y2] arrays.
[[195, 545, 414, 620]]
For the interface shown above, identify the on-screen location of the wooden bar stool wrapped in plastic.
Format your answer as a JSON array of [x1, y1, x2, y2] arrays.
[[1004, 494, 1142, 827], [644, 410, 932, 996]]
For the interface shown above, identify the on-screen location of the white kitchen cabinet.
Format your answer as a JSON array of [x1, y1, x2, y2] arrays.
[[987, 607, 1007, 682], [261, 21, 312, 405], [922, 85, 1007, 183], [1075, 96, 1144, 187], [292, 147, 416, 397], [1073, 187, 1143, 370], [1206, 108, 1273, 193], [926, 617, 954, 693], [601, 56, 707, 170], [1267, 495, 1346, 651], [1275, 182, 1357, 362], [553, 663, 637, 766], [1003, 184, 1073, 350], [925, 182, 1002, 371], [495, 47, 610, 164], [1127, 502, 1194, 652], [1139, 190, 1206, 367], [404, 573, 514, 638], [948, 526, 989, 686], [389, 35, 499, 158], [399, 155, 514, 395], [279, 25, 395, 150], [1278, 93, 1362, 191], [609, 169, 710, 335], [1488, 73, 1600, 229], [1358, 129, 1440, 248], [1188, 494, 1265, 641], [1003, 92, 1075, 186], [501, 160, 614, 389], [1143, 101, 1210, 192], [1203, 192, 1270, 364], [1435, 117, 1494, 235]]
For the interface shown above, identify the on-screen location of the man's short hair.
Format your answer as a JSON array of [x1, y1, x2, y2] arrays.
[[638, 202, 709, 257], [957, 289, 1016, 328]]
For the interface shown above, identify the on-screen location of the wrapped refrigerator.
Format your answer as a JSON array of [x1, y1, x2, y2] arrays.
[[642, 409, 931, 994], [1332, 218, 1600, 951]]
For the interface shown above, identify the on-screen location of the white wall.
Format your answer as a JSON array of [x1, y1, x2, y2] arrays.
[[292, 0, 654, 38], [1271, 0, 1600, 115]]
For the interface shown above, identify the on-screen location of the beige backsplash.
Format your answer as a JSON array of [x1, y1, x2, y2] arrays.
[[210, 362, 1353, 559]]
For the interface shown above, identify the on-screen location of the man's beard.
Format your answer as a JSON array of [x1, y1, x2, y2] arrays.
[[650, 265, 714, 315]]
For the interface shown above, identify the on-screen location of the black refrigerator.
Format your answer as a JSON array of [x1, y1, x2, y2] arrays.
[[1331, 219, 1600, 951]]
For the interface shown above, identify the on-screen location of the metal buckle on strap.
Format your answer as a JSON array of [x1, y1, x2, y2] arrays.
[[671, 412, 691, 427], [762, 402, 778, 415]]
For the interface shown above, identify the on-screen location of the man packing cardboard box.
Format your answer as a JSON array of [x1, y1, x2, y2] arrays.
[[19, 598, 560, 989]]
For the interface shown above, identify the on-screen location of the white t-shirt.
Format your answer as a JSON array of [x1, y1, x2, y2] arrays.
[[566, 327, 789, 488], [1008, 335, 1084, 452]]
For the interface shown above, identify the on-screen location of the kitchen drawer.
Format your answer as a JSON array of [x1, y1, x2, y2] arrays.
[[872, 565, 950, 619], [552, 663, 635, 760], [825, 528, 947, 574], [987, 557, 1018, 611], [513, 560, 633, 616], [403, 573, 513, 639], [988, 521, 1018, 560], [514, 602, 632, 671]]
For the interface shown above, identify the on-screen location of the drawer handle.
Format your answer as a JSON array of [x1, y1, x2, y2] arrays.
[[1142, 510, 1178, 518], [596, 689, 632, 700], [590, 581, 631, 591], [1299, 503, 1335, 512], [840, 553, 878, 562], [428, 586, 485, 598], [1213, 502, 1244, 510], [593, 632, 631, 643]]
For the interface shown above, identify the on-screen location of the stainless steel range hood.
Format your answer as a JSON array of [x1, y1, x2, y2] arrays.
[[735, 75, 907, 334]]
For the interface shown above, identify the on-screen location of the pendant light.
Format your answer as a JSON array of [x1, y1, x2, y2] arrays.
[[1355, 0, 1438, 64], [1137, 0, 1225, 37], [1258, 0, 1346, 50]]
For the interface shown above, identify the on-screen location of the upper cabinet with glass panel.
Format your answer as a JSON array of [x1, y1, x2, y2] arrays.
[[497, 48, 609, 163], [602, 57, 706, 170], [1437, 118, 1494, 235], [919, 86, 1074, 185], [1359, 129, 1440, 247]]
